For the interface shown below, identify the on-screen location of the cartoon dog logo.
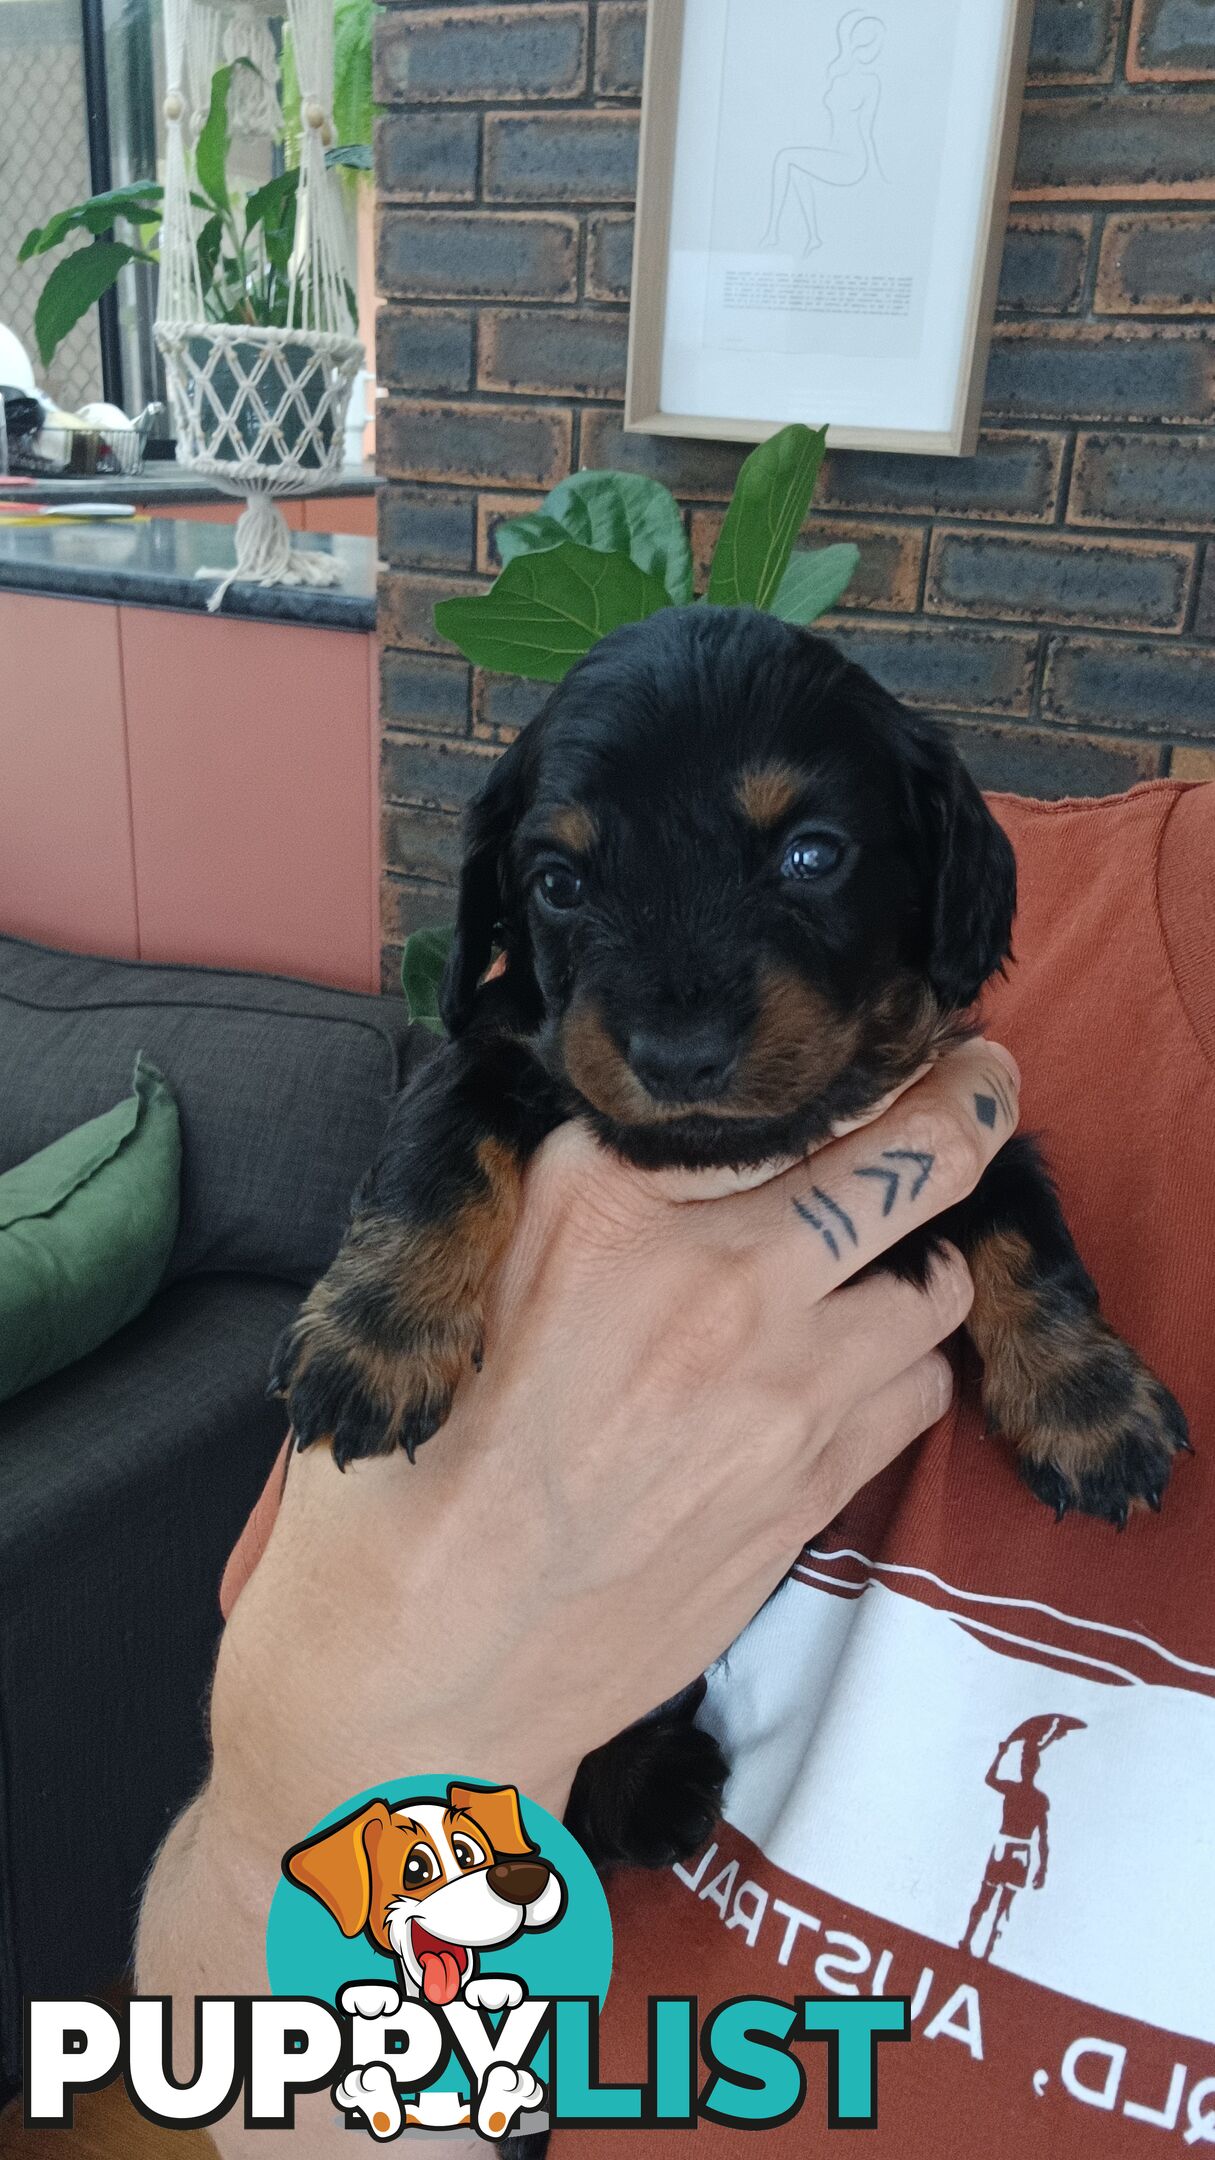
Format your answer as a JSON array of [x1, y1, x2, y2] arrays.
[[283, 1783, 566, 2138]]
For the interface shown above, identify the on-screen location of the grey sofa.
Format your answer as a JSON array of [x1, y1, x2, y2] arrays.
[[0, 935, 427, 2094]]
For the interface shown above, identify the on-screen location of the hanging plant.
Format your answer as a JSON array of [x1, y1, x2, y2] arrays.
[[18, 63, 367, 366]]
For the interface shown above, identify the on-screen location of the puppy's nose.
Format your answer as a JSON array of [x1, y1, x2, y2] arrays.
[[627, 1021, 738, 1104], [487, 1860, 551, 1906]]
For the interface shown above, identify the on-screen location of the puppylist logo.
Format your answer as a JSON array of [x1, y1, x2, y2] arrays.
[[24, 1777, 909, 2138]]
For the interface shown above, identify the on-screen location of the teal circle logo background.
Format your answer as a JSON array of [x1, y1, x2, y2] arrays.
[[266, 1775, 613, 2019]]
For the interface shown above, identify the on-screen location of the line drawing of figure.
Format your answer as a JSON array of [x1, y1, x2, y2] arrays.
[[961, 1714, 1088, 1963], [760, 11, 888, 257]]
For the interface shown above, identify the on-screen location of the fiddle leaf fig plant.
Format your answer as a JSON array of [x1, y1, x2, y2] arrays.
[[433, 423, 858, 683]]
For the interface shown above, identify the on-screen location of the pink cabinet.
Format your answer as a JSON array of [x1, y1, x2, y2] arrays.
[[0, 592, 381, 992]]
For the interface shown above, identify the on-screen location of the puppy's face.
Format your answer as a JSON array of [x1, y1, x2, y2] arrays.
[[442, 609, 1015, 1169]]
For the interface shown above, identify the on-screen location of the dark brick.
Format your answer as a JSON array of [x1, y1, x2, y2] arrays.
[[376, 6, 588, 104], [1128, 0, 1215, 80], [580, 407, 747, 500], [926, 528, 1194, 631], [1041, 636, 1215, 737], [688, 510, 924, 612], [381, 567, 488, 653], [585, 211, 634, 301], [381, 648, 471, 735], [381, 731, 501, 812], [376, 306, 474, 394], [477, 491, 543, 572], [593, 1, 646, 95], [818, 432, 1066, 525], [376, 110, 480, 201], [1028, 0, 1120, 79], [483, 110, 639, 202], [1014, 94, 1215, 198], [380, 944, 406, 997], [479, 307, 629, 397], [382, 877, 458, 941], [997, 215, 1092, 314], [378, 210, 579, 302], [1096, 212, 1215, 313], [948, 720, 1161, 797], [984, 324, 1215, 423], [383, 803, 465, 883], [379, 399, 574, 488], [823, 624, 1038, 715], [472, 670, 551, 742], [380, 484, 477, 573], [1196, 548, 1215, 633], [1070, 432, 1215, 532]]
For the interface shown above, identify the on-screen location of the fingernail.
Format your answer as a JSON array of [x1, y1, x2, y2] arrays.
[[986, 1042, 1021, 1089]]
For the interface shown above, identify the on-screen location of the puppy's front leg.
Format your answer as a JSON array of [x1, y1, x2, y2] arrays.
[[272, 1034, 564, 1465], [897, 1135, 1189, 1526]]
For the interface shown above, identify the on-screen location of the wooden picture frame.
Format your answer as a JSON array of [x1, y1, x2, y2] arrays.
[[626, 0, 1035, 456]]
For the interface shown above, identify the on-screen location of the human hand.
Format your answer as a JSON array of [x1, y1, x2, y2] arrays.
[[210, 1037, 1019, 1839]]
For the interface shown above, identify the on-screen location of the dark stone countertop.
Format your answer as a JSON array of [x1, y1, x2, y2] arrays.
[[0, 514, 377, 629], [10, 461, 380, 507]]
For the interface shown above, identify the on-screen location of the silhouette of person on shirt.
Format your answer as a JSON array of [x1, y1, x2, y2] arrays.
[[962, 1714, 1087, 1961]]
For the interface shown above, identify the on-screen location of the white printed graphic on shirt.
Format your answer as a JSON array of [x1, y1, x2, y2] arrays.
[[697, 1551, 1215, 2044]]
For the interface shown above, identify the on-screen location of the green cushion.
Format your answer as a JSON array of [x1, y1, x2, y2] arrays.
[[0, 1053, 181, 1404]]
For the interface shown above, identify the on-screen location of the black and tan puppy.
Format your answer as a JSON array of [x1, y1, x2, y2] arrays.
[[273, 606, 1187, 1866]]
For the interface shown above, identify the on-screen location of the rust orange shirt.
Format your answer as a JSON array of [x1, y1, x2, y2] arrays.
[[223, 781, 1215, 2158]]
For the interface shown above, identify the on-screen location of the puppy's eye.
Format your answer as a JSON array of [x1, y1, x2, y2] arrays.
[[402, 1848, 437, 1888], [452, 1836, 486, 1872], [535, 863, 584, 913], [780, 829, 845, 881]]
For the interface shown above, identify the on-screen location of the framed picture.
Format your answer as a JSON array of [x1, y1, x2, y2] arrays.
[[626, 0, 1035, 456]]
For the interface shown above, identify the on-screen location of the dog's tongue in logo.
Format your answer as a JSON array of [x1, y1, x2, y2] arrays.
[[413, 1922, 468, 2006]]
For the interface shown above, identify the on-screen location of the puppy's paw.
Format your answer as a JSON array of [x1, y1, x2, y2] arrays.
[[988, 1318, 1191, 1530], [463, 1975, 525, 2013], [339, 1981, 402, 2022], [477, 2062, 544, 2141], [269, 1213, 483, 1466], [567, 1718, 728, 1872], [334, 2062, 401, 2140]]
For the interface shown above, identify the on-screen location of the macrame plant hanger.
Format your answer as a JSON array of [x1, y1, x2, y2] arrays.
[[156, 0, 363, 610]]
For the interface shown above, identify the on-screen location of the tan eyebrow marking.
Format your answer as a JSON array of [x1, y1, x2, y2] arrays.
[[735, 764, 803, 830], [546, 803, 597, 853]]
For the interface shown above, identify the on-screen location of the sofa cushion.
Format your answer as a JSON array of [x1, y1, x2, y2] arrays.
[[0, 1053, 181, 1404], [0, 937, 432, 1286], [0, 1272, 299, 2061]]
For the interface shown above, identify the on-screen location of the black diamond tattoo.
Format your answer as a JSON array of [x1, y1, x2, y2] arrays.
[[975, 1093, 997, 1129]]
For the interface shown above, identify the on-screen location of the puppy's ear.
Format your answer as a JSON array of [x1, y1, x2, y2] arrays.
[[448, 1782, 536, 1860], [282, 1799, 392, 1936], [907, 724, 1017, 1012], [439, 735, 535, 1037]]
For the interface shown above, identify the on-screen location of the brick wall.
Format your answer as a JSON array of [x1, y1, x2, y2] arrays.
[[375, 0, 1215, 982]]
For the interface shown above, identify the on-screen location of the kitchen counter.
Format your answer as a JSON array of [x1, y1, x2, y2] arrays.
[[0, 512, 376, 629], [14, 461, 380, 508]]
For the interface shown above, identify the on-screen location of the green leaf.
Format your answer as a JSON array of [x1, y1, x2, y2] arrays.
[[326, 142, 373, 171], [401, 923, 454, 1034], [195, 64, 234, 210], [245, 169, 299, 275], [332, 0, 377, 152], [20, 185, 163, 260], [707, 423, 828, 611], [33, 241, 138, 366], [769, 543, 859, 625], [493, 512, 574, 567], [196, 213, 224, 297], [537, 470, 694, 606], [434, 541, 672, 683]]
